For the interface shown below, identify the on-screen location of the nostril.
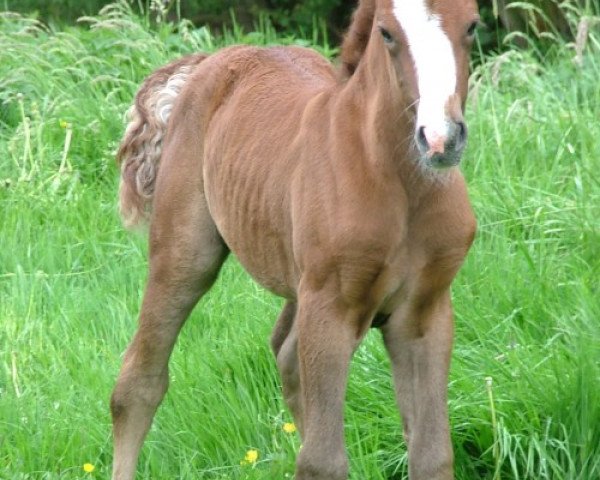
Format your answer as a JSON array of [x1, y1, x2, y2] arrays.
[[417, 126, 428, 148], [457, 121, 467, 148]]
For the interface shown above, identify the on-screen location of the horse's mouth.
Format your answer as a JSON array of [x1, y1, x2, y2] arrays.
[[426, 150, 464, 169]]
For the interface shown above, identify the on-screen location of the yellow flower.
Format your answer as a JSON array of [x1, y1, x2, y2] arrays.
[[83, 463, 95, 473], [241, 449, 258, 465], [283, 422, 297, 434]]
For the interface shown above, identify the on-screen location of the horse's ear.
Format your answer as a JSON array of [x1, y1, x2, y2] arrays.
[[339, 0, 376, 79]]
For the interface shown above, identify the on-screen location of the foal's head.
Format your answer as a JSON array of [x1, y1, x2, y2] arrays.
[[374, 0, 479, 169]]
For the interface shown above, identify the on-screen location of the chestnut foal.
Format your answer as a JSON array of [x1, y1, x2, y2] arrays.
[[111, 0, 479, 478]]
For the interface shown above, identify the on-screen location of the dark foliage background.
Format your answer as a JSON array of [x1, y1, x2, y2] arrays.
[[0, 0, 586, 52]]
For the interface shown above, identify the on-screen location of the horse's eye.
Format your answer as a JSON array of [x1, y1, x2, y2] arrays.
[[467, 21, 479, 37], [380, 27, 394, 44]]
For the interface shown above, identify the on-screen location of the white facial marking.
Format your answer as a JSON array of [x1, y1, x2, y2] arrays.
[[393, 0, 457, 140]]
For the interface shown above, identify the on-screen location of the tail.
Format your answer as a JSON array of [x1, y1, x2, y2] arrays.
[[116, 53, 208, 228]]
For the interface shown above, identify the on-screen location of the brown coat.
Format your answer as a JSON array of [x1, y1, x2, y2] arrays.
[[111, 1, 480, 479]]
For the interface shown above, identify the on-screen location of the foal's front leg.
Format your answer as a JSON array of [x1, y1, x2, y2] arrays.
[[382, 292, 455, 480], [294, 292, 363, 480]]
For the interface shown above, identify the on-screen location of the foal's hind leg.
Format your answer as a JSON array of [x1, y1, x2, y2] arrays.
[[271, 302, 296, 357], [110, 176, 227, 480], [271, 302, 304, 435]]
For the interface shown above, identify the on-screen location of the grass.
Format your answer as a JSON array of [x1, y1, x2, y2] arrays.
[[1, 2, 599, 479]]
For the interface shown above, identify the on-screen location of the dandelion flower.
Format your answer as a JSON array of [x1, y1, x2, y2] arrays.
[[241, 449, 258, 465], [83, 463, 95, 473], [59, 120, 69, 129], [283, 422, 296, 434]]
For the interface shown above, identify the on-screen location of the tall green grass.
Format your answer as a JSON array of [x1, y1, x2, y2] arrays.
[[1, 3, 599, 479]]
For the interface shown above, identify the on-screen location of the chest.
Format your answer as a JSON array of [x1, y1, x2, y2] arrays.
[[296, 181, 476, 315], [379, 196, 477, 314]]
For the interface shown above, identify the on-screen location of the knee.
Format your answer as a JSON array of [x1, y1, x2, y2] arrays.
[[110, 390, 125, 422], [409, 449, 453, 480], [110, 371, 168, 419], [296, 446, 348, 480], [110, 380, 133, 423]]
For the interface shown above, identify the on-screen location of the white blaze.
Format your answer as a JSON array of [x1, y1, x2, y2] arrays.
[[393, 0, 457, 138]]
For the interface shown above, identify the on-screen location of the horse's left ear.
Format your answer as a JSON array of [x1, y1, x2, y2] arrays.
[[339, 0, 377, 78]]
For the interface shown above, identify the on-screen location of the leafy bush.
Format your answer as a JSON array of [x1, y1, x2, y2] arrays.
[[3, 0, 596, 51]]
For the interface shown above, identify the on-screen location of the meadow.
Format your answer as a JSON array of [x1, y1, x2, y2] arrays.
[[1, 2, 599, 479]]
